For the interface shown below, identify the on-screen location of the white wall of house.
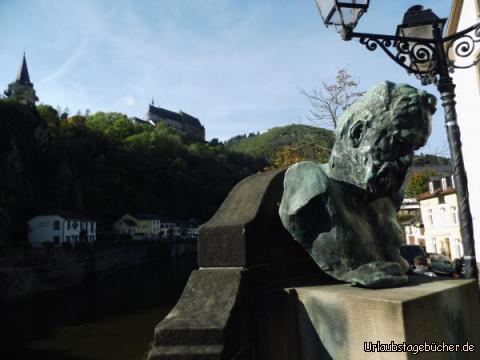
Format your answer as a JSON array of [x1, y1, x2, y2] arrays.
[[404, 224, 425, 247], [449, 0, 480, 260], [114, 214, 138, 236], [29, 215, 96, 247], [420, 193, 462, 259], [29, 215, 64, 247]]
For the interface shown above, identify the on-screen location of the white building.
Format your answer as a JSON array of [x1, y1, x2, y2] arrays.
[[28, 212, 96, 247], [399, 197, 421, 218], [399, 198, 426, 246], [114, 213, 184, 240], [448, 0, 480, 262], [417, 175, 463, 260], [403, 216, 426, 248]]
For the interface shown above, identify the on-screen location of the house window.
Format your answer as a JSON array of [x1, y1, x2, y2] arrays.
[[67, 221, 70, 230], [441, 178, 447, 190], [450, 206, 457, 224], [428, 209, 433, 225], [432, 237, 437, 253], [53, 236, 60, 245], [441, 207, 446, 223], [66, 236, 71, 242], [53, 220, 60, 230]]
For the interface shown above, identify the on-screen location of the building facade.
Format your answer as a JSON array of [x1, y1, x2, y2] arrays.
[[28, 213, 96, 247], [114, 214, 199, 240], [399, 198, 426, 246], [145, 103, 205, 140], [448, 0, 480, 262], [417, 175, 463, 260], [4, 54, 38, 106], [114, 213, 162, 240]]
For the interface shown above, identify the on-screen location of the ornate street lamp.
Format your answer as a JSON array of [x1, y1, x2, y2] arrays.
[[315, 1, 480, 280], [315, 0, 370, 39]]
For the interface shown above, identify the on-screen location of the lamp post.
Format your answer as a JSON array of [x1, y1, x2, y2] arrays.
[[314, 1, 480, 280]]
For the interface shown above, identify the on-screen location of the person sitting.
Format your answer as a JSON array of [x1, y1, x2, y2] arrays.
[[413, 255, 437, 277]]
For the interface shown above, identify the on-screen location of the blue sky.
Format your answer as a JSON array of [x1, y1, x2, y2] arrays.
[[0, 0, 453, 153]]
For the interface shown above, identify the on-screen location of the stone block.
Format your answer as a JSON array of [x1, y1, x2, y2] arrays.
[[287, 277, 480, 359], [198, 169, 290, 267], [148, 268, 255, 360]]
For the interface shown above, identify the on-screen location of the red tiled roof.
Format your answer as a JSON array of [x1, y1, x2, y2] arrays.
[[417, 186, 456, 201]]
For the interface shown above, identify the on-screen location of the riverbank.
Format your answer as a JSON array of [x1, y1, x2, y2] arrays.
[[0, 256, 197, 360], [0, 240, 194, 305]]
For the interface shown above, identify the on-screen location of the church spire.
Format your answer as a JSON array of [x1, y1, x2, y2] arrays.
[[4, 52, 38, 106], [16, 53, 31, 85]]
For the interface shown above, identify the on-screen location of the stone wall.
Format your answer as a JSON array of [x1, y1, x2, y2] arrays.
[[0, 242, 172, 305]]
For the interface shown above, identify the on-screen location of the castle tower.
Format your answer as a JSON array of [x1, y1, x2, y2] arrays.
[[4, 53, 38, 106]]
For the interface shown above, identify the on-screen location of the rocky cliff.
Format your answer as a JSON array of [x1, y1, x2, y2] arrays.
[[0, 100, 50, 242]]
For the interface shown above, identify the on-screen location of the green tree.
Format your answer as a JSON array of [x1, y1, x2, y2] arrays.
[[37, 104, 60, 131], [405, 171, 436, 197], [86, 112, 143, 139], [266, 146, 304, 170], [63, 115, 87, 127]]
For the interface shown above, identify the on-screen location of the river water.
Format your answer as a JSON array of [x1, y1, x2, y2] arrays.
[[0, 256, 196, 360]]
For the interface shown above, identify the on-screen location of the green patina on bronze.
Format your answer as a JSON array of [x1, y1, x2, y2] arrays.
[[279, 81, 436, 288]]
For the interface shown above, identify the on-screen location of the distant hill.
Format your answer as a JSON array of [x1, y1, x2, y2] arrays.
[[224, 124, 334, 163], [224, 124, 451, 168], [411, 153, 451, 170]]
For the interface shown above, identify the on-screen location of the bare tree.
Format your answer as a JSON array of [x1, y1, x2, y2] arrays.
[[300, 68, 363, 129]]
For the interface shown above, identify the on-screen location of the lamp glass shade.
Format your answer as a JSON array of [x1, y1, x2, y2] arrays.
[[394, 6, 446, 74], [395, 5, 446, 39], [315, 0, 369, 29], [316, 0, 336, 24], [397, 23, 434, 39]]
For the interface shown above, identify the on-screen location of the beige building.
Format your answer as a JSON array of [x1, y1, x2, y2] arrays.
[[448, 0, 480, 261], [417, 175, 463, 260], [114, 213, 162, 240], [113, 214, 190, 240]]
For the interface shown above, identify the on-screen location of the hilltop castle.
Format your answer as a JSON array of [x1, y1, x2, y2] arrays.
[[144, 101, 205, 140], [4, 53, 38, 106]]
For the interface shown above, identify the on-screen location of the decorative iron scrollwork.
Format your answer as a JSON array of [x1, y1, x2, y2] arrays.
[[445, 24, 480, 70], [351, 21, 480, 84], [358, 35, 437, 83]]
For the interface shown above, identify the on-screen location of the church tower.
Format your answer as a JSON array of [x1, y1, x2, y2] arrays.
[[4, 53, 38, 106]]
